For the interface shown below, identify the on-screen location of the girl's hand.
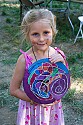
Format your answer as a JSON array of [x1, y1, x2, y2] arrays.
[[49, 53, 65, 65], [41, 100, 60, 108], [30, 100, 38, 105]]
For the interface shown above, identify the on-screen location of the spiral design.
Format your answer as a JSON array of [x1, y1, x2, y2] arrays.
[[50, 74, 69, 100]]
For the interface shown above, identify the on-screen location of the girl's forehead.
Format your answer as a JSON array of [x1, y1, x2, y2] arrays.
[[30, 19, 51, 28]]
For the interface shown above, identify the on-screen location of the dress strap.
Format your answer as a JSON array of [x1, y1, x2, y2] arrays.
[[54, 47, 69, 68], [20, 49, 33, 69]]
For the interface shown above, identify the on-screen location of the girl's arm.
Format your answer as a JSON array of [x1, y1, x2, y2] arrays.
[[41, 100, 61, 108], [10, 55, 31, 102]]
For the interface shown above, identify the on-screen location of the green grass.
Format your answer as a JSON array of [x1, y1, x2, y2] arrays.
[[67, 52, 83, 64], [2, 58, 17, 65], [70, 65, 83, 78], [63, 88, 76, 102], [66, 52, 83, 78], [63, 88, 83, 114], [0, 88, 18, 111]]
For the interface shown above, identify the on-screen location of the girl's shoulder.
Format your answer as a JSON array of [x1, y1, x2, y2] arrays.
[[15, 49, 31, 69], [49, 46, 57, 53], [19, 48, 33, 68], [50, 46, 64, 52], [54, 47, 66, 59], [24, 48, 33, 58], [50, 46, 64, 55], [20, 48, 32, 60], [53, 46, 68, 68], [16, 54, 26, 69]]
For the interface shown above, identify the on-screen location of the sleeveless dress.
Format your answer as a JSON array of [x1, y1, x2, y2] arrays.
[[16, 47, 68, 125]]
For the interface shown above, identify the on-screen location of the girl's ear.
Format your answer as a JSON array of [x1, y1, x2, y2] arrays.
[[54, 15, 58, 35], [54, 15, 56, 24], [54, 15, 56, 28]]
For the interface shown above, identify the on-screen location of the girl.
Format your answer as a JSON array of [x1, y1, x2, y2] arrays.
[[10, 9, 67, 125]]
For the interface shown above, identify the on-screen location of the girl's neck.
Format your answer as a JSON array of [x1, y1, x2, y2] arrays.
[[32, 46, 50, 61]]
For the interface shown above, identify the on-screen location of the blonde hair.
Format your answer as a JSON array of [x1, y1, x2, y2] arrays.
[[21, 9, 57, 41]]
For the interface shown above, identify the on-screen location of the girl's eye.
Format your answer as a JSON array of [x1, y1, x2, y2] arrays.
[[44, 31, 49, 35], [32, 33, 39, 37]]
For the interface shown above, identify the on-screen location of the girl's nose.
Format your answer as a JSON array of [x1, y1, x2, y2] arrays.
[[39, 35, 45, 42]]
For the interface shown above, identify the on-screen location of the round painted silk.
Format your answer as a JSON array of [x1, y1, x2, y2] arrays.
[[23, 58, 70, 104]]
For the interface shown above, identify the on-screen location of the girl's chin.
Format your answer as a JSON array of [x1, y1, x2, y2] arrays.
[[37, 46, 49, 51], [34, 44, 48, 50]]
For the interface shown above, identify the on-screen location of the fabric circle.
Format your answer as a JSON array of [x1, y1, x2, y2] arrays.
[[23, 58, 70, 104]]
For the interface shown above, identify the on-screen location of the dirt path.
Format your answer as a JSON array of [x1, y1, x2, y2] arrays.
[[0, 107, 17, 125]]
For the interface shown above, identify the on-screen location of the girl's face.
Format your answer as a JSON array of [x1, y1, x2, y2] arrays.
[[28, 20, 53, 51]]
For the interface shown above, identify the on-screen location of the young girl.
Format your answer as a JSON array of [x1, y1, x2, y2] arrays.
[[10, 9, 68, 125]]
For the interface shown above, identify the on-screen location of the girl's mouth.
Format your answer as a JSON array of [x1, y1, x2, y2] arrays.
[[37, 43, 46, 45]]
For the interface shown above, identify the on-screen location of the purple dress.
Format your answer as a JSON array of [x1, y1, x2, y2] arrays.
[[16, 47, 67, 125]]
